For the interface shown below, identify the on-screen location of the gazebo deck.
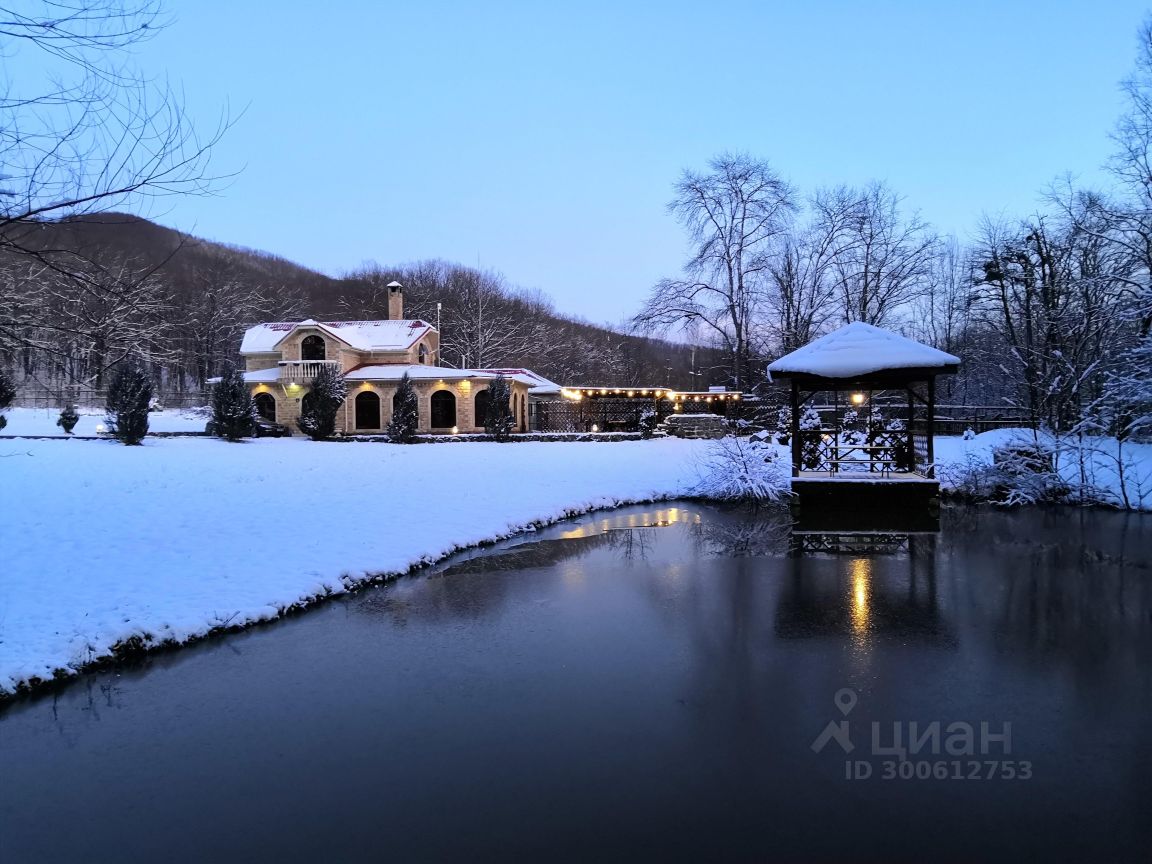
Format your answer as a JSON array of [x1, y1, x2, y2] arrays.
[[794, 470, 936, 482]]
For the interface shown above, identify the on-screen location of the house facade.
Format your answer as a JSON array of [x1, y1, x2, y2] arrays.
[[240, 283, 558, 435]]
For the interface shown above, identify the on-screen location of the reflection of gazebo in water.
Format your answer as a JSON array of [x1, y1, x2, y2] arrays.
[[774, 534, 950, 643], [767, 322, 959, 526]]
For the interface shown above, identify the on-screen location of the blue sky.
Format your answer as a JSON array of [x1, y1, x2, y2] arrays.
[[117, 2, 1152, 323]]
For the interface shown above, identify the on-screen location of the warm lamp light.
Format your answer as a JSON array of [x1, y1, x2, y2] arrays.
[[451, 425, 459, 435], [591, 423, 600, 433], [851, 392, 866, 406]]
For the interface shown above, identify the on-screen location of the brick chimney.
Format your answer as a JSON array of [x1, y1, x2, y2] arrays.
[[387, 281, 404, 320]]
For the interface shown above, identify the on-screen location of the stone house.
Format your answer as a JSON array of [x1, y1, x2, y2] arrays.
[[239, 282, 558, 435]]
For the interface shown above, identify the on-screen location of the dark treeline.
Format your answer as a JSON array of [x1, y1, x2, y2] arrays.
[[0, 214, 724, 399]]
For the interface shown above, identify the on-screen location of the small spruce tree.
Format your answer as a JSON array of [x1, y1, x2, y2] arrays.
[[211, 363, 257, 441], [638, 407, 658, 439], [387, 372, 419, 443], [0, 369, 15, 431], [297, 365, 347, 441], [105, 365, 153, 445], [57, 404, 80, 434], [484, 375, 514, 441]]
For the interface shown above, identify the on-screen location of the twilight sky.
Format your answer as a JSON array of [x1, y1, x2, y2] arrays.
[[100, 2, 1152, 324]]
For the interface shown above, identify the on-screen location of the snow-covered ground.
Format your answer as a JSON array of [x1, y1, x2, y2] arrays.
[[935, 427, 1152, 509], [1, 436, 714, 694], [2, 406, 209, 436], [3, 429, 1149, 696]]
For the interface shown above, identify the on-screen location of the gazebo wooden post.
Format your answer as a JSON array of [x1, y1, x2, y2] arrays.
[[790, 380, 801, 478], [926, 377, 936, 478], [906, 386, 915, 474]]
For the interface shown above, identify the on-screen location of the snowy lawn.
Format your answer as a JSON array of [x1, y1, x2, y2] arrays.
[[2, 406, 209, 436], [1, 435, 716, 694]]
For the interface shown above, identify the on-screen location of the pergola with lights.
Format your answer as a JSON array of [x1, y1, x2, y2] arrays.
[[552, 386, 742, 432], [767, 323, 960, 481]]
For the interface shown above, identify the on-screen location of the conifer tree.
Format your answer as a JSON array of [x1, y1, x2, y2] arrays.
[[387, 372, 419, 443], [0, 370, 15, 431], [57, 404, 79, 434], [105, 365, 153, 445], [297, 365, 347, 441], [484, 375, 514, 441], [211, 363, 256, 441]]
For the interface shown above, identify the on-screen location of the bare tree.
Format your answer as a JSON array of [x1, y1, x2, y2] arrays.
[[633, 153, 796, 389], [816, 182, 939, 326], [0, 1, 227, 344]]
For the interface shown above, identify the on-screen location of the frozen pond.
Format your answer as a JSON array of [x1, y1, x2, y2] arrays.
[[2, 503, 1151, 862]]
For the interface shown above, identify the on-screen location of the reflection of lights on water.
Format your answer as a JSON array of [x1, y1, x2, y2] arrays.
[[850, 558, 871, 634], [562, 563, 584, 587]]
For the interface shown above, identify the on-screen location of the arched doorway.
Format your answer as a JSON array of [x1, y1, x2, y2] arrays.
[[254, 392, 276, 421], [301, 334, 326, 361], [355, 391, 380, 429], [474, 389, 491, 428], [430, 390, 456, 428]]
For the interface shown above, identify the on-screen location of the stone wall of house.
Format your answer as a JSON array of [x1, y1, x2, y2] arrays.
[[252, 377, 531, 436], [245, 354, 279, 372]]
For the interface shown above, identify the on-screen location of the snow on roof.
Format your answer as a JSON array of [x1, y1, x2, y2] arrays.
[[767, 322, 960, 379], [240, 319, 434, 354], [472, 368, 562, 393], [241, 367, 282, 383]]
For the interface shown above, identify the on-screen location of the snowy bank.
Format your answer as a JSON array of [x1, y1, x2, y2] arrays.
[[1, 436, 716, 695], [935, 428, 1152, 510]]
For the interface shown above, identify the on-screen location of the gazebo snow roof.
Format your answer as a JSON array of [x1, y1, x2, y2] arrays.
[[767, 322, 960, 381]]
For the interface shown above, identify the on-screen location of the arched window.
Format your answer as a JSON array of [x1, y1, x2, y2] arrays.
[[519, 392, 527, 430], [418, 343, 429, 365], [354, 391, 380, 429], [254, 392, 276, 421], [430, 390, 456, 428], [301, 334, 326, 361], [474, 389, 491, 428]]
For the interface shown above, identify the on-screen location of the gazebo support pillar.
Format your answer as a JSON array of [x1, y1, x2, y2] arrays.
[[790, 380, 801, 477]]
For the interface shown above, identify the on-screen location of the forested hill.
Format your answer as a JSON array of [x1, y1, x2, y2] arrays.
[[2, 214, 724, 393]]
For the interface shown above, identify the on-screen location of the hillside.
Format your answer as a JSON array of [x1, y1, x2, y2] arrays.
[[2, 214, 724, 392]]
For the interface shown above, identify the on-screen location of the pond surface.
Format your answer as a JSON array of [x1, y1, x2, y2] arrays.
[[2, 503, 1152, 863]]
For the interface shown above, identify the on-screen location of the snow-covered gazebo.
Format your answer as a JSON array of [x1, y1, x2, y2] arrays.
[[768, 322, 959, 523]]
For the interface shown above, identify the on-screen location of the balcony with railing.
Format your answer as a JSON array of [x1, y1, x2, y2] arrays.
[[277, 360, 341, 383]]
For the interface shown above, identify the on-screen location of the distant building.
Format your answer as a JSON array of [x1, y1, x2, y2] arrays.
[[239, 282, 558, 434]]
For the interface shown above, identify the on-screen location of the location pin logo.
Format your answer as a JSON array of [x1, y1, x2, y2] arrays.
[[834, 688, 858, 716]]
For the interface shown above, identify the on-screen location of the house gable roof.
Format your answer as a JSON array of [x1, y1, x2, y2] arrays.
[[240, 319, 435, 354]]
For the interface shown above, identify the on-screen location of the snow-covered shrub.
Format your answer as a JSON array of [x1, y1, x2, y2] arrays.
[[297, 365, 347, 441], [639, 407, 658, 439], [387, 372, 419, 443], [211, 363, 256, 441], [484, 375, 514, 441], [105, 365, 153, 445], [941, 436, 1069, 506], [775, 406, 792, 444], [692, 436, 791, 501], [963, 427, 976, 441], [56, 405, 79, 434], [840, 408, 865, 445], [988, 441, 1070, 506], [799, 406, 822, 469], [0, 369, 15, 431]]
